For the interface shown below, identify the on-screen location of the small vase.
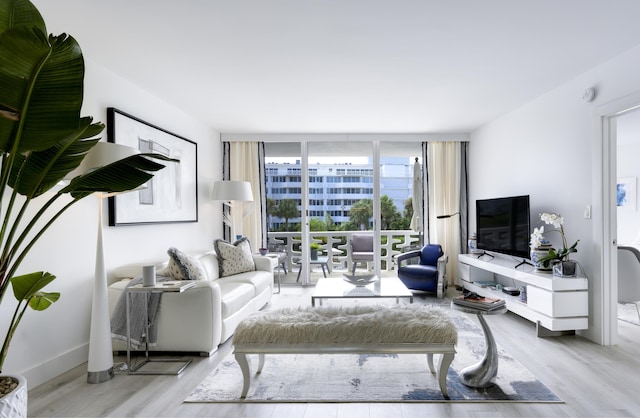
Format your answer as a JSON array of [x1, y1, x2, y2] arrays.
[[530, 243, 553, 273], [310, 249, 318, 260], [468, 233, 480, 254], [553, 260, 577, 278]]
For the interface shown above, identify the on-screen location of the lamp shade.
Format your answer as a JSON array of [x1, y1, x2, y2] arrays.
[[212, 180, 254, 202]]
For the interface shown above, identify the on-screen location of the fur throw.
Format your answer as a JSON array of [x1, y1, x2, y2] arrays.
[[234, 304, 457, 345]]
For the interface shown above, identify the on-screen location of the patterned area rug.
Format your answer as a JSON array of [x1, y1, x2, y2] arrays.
[[185, 310, 562, 403]]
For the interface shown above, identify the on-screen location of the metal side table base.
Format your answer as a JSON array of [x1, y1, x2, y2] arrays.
[[458, 312, 499, 388]]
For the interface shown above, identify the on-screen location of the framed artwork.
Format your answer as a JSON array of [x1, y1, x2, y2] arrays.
[[617, 177, 637, 210], [107, 107, 198, 225]]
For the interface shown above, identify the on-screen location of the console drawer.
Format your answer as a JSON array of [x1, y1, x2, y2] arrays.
[[527, 285, 588, 317]]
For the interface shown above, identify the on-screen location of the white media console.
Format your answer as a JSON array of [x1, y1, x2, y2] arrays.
[[457, 253, 589, 336]]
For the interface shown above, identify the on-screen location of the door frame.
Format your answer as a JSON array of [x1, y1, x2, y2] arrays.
[[597, 90, 640, 345]]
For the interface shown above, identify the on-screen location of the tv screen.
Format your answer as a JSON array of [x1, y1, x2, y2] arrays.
[[476, 195, 531, 259]]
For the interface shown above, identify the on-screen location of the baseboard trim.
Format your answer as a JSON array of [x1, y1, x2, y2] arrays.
[[20, 343, 89, 389]]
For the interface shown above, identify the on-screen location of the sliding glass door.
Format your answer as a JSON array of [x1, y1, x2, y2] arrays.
[[307, 141, 375, 282], [264, 140, 423, 285]]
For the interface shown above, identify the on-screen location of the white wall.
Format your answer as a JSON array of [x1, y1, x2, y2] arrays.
[[0, 59, 222, 388], [470, 44, 640, 344]]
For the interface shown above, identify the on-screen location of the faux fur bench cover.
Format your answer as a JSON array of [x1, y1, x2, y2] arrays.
[[233, 304, 458, 399], [234, 304, 458, 345]]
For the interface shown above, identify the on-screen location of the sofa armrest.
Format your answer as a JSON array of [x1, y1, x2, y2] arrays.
[[436, 253, 448, 298], [108, 279, 223, 354], [253, 256, 274, 273]]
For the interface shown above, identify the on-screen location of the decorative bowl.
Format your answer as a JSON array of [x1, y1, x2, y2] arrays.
[[342, 274, 378, 286], [259, 248, 268, 256]]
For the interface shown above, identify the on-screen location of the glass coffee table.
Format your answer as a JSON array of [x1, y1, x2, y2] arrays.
[[311, 276, 413, 307]]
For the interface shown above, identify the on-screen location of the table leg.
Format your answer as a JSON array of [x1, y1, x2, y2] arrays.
[[458, 313, 498, 388], [321, 264, 327, 277]]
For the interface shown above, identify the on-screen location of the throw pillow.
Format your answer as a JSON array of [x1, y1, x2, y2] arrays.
[[158, 247, 206, 280], [214, 237, 256, 277]]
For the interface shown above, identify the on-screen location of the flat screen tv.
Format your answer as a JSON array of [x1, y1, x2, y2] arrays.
[[475, 195, 531, 259]]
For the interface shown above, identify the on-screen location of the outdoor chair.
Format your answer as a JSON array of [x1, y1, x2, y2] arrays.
[[349, 234, 374, 275]]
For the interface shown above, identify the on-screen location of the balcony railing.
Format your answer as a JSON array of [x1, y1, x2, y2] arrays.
[[267, 230, 422, 273]]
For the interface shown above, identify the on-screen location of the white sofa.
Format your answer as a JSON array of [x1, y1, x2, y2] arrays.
[[107, 250, 274, 356]]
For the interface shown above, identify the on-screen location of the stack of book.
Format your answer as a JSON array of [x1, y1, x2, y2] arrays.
[[452, 294, 506, 311]]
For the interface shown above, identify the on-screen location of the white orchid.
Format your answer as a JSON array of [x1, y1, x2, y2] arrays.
[[530, 226, 545, 249], [535, 212, 578, 264], [540, 212, 564, 229]]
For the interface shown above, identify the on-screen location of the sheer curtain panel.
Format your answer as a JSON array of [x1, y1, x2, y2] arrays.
[[426, 141, 467, 286], [223, 142, 264, 250]]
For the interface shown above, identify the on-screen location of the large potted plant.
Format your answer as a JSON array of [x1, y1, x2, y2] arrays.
[[0, 0, 173, 415]]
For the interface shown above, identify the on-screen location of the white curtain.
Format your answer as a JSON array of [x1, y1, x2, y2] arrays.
[[427, 142, 462, 286], [228, 142, 263, 251]]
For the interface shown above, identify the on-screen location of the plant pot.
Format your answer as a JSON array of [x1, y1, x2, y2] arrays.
[[310, 249, 318, 260], [0, 374, 27, 418], [553, 260, 577, 278], [530, 244, 553, 273]]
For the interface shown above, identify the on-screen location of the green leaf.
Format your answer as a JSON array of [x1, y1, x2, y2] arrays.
[[10, 271, 55, 302], [28, 291, 60, 311], [9, 118, 104, 198], [61, 153, 178, 199], [0, 0, 46, 35], [0, 28, 85, 153]]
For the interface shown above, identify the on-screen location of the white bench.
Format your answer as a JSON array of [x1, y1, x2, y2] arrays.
[[233, 304, 458, 399]]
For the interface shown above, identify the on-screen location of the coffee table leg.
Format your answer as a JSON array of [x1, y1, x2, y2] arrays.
[[458, 313, 498, 388]]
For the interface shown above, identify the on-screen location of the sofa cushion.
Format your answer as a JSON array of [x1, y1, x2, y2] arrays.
[[159, 247, 206, 280], [217, 281, 255, 319], [222, 270, 272, 295], [214, 238, 256, 277]]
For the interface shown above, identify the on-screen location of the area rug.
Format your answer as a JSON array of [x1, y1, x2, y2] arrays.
[[185, 310, 562, 403], [618, 303, 640, 326]]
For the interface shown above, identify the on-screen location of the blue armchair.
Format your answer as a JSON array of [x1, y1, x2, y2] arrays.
[[396, 244, 448, 298]]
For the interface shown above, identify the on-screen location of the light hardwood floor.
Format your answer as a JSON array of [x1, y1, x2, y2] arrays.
[[28, 285, 640, 418]]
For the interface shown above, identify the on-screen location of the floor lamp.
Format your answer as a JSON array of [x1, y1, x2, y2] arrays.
[[211, 180, 254, 240], [72, 142, 147, 384]]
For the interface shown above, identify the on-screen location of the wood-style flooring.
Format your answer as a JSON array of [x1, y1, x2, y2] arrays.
[[28, 285, 640, 417]]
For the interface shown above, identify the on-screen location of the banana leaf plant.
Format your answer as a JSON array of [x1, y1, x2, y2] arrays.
[[0, 0, 176, 371]]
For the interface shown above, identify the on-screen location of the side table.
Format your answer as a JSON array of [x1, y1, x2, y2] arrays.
[[126, 281, 194, 375], [263, 253, 282, 293], [450, 301, 507, 388]]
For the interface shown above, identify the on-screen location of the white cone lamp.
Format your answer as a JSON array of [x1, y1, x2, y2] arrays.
[[71, 142, 147, 384], [211, 180, 254, 239]]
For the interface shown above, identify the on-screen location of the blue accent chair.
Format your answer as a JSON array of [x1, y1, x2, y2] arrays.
[[396, 244, 448, 298]]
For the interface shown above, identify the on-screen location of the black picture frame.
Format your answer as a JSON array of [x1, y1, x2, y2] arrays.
[[107, 107, 198, 226]]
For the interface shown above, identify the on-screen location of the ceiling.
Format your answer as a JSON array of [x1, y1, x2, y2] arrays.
[[32, 0, 640, 134]]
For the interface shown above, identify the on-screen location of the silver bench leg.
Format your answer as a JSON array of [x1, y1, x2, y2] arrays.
[[438, 352, 454, 399], [257, 354, 265, 374], [426, 353, 436, 374], [235, 354, 251, 398]]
